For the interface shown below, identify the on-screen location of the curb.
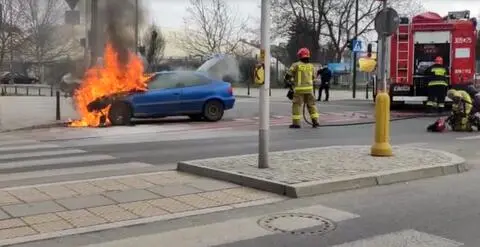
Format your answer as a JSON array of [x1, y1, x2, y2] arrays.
[[177, 147, 467, 198], [0, 121, 68, 133]]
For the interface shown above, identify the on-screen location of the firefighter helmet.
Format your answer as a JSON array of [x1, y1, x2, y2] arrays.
[[297, 48, 310, 59], [434, 56, 444, 65], [427, 118, 446, 132]]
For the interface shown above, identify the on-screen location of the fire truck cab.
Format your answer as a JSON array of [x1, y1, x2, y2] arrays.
[[377, 10, 478, 107]]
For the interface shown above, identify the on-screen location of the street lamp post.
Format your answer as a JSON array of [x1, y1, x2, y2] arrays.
[[134, 0, 139, 53], [258, 0, 271, 168]]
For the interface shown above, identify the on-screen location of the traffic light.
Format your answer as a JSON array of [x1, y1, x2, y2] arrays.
[[367, 43, 373, 58], [347, 39, 354, 50]]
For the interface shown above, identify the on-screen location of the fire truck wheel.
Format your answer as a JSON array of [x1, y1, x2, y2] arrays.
[[108, 101, 132, 126], [202, 100, 224, 122]]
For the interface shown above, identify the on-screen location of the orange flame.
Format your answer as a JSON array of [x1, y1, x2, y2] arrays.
[[69, 43, 149, 127]]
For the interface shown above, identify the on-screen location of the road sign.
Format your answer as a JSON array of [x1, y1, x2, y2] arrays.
[[64, 0, 79, 10], [353, 39, 363, 52], [374, 7, 400, 37]]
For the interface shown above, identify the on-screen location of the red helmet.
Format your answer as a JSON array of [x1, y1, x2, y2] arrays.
[[297, 48, 310, 59], [434, 56, 443, 65], [427, 118, 446, 132]]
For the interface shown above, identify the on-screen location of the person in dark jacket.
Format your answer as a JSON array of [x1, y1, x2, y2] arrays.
[[317, 65, 332, 101]]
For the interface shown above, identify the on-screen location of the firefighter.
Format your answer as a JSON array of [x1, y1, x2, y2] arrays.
[[425, 56, 449, 113], [284, 48, 320, 128], [446, 89, 473, 131]]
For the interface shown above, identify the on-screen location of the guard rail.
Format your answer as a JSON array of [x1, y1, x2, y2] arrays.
[[0, 84, 70, 97]]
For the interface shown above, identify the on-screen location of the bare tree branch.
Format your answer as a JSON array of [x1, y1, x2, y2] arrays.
[[141, 23, 166, 65], [0, 0, 24, 69], [176, 0, 250, 57], [16, 0, 76, 64]]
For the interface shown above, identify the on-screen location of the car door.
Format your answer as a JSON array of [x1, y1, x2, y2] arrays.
[[178, 73, 212, 114], [130, 74, 182, 117]]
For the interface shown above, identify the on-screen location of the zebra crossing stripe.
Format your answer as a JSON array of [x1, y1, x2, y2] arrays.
[[0, 149, 86, 160], [331, 229, 462, 247], [0, 162, 153, 182], [0, 144, 59, 152], [0, 139, 38, 147], [0, 154, 116, 169]]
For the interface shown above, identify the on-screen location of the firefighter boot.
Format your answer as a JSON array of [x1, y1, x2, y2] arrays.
[[312, 118, 320, 128], [289, 119, 301, 129]]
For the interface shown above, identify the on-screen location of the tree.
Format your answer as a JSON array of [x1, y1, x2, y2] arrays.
[[141, 24, 166, 66], [273, 0, 424, 62], [271, 0, 328, 62], [177, 0, 249, 56], [286, 17, 317, 64], [0, 0, 24, 69], [16, 0, 76, 67], [321, 0, 424, 61]]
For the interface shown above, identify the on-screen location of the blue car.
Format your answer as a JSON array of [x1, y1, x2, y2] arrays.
[[106, 71, 236, 125]]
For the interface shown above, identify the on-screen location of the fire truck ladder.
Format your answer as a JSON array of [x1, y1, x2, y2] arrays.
[[396, 24, 410, 84]]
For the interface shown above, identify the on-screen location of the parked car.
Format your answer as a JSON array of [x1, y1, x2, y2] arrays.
[[0, 72, 39, 84], [89, 70, 236, 126]]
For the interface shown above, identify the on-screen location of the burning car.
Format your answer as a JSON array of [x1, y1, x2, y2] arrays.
[[69, 43, 236, 128], [85, 70, 235, 126]]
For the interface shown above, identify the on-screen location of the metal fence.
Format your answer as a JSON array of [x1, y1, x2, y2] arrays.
[[0, 84, 70, 97]]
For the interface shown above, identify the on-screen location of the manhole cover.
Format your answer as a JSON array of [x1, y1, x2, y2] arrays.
[[257, 213, 336, 236]]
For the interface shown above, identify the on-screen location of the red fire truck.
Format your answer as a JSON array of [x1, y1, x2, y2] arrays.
[[374, 10, 478, 107]]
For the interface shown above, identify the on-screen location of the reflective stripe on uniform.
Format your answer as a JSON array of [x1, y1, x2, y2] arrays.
[[294, 86, 314, 94], [428, 81, 448, 86], [426, 101, 437, 106], [438, 103, 445, 108], [292, 115, 301, 120], [310, 113, 319, 119]]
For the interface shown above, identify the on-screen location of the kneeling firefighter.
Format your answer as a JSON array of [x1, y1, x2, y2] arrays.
[[284, 48, 320, 128], [447, 89, 473, 131]]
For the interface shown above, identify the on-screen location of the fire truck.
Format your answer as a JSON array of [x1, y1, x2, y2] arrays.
[[373, 10, 478, 107]]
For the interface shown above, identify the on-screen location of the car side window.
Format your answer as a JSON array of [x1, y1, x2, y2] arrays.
[[147, 74, 178, 90], [179, 73, 210, 87]]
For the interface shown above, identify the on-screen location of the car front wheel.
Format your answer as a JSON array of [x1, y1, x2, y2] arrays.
[[202, 100, 224, 122], [108, 102, 133, 126]]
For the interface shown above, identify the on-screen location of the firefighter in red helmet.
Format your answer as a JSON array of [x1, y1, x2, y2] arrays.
[[424, 56, 449, 113], [284, 47, 320, 128]]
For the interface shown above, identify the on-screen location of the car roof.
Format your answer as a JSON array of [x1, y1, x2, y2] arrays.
[[154, 70, 211, 77]]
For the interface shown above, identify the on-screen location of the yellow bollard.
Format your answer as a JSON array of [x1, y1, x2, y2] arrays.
[[370, 91, 393, 156]]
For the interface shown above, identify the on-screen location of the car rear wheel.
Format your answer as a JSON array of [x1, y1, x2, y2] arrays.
[[202, 100, 224, 122], [108, 102, 132, 126]]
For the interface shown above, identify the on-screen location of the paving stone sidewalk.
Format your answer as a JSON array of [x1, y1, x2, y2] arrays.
[[178, 145, 467, 198], [0, 171, 284, 245]]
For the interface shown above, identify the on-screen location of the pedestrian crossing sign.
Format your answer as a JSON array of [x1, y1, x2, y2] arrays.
[[353, 40, 363, 53]]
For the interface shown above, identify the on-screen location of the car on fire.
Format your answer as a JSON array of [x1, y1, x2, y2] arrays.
[[88, 70, 236, 126]]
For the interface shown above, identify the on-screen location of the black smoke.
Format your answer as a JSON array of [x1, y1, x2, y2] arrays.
[[103, 0, 144, 65]]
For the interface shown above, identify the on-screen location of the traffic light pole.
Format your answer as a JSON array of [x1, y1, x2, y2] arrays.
[[352, 0, 359, 99], [258, 0, 271, 169]]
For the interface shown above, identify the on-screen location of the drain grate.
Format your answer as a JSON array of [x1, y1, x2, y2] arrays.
[[257, 213, 336, 236]]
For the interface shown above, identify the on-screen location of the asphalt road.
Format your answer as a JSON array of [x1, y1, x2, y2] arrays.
[[6, 98, 480, 246]]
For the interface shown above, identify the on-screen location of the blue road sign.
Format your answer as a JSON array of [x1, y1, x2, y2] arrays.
[[353, 39, 363, 53]]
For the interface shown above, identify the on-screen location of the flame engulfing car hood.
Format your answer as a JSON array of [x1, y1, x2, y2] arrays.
[[196, 54, 240, 82]]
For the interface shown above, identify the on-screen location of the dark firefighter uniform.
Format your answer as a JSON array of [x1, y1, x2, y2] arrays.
[[425, 56, 449, 113], [284, 48, 320, 128], [447, 89, 473, 131]]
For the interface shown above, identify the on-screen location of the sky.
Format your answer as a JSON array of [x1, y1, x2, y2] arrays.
[[144, 0, 480, 30]]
